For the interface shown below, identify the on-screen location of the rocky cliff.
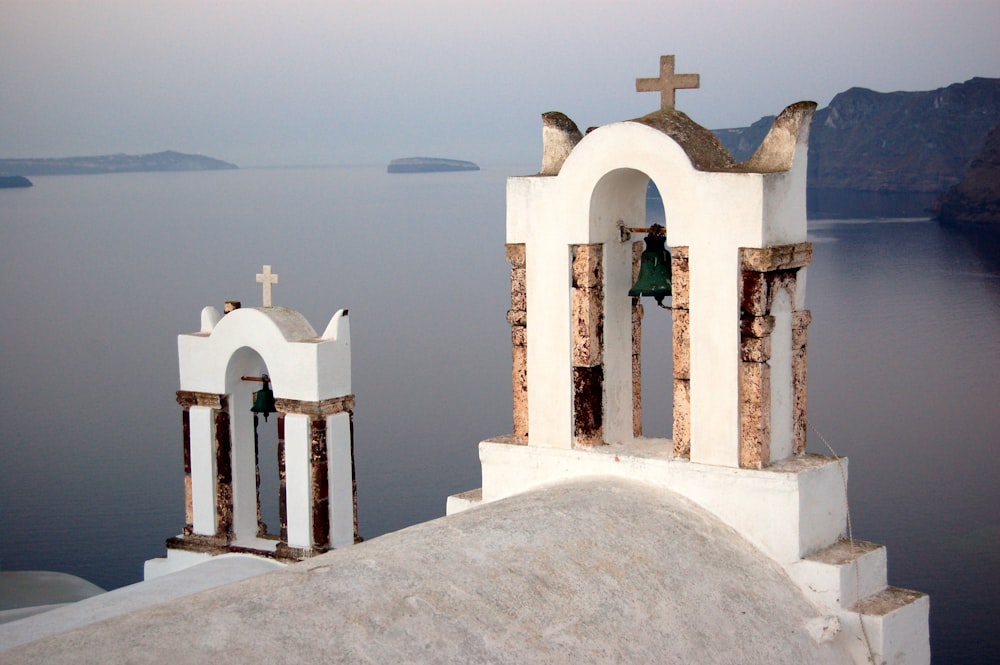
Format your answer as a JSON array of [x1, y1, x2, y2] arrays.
[[715, 78, 1000, 215], [933, 123, 1000, 223]]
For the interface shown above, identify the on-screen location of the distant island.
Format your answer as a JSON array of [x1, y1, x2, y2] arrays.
[[387, 157, 479, 174], [0, 175, 32, 188], [0, 150, 238, 176]]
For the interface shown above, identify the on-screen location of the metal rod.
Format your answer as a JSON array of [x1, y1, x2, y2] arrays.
[[624, 226, 665, 235], [619, 220, 666, 242], [241, 375, 268, 382]]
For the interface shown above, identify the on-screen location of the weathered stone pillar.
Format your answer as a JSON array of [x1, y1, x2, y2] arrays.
[[671, 247, 691, 458], [572, 244, 604, 447], [631, 241, 644, 438], [213, 402, 233, 537], [792, 310, 811, 454], [170, 391, 232, 554], [274, 395, 357, 558], [506, 243, 528, 443], [738, 243, 812, 468], [309, 418, 330, 550], [277, 416, 288, 543]]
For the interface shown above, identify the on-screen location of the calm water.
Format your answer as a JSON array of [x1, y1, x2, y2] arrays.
[[1, 168, 998, 662]]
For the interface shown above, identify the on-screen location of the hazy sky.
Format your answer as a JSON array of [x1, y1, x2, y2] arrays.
[[2, 0, 997, 166]]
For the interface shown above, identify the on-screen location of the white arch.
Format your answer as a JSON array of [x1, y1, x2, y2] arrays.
[[178, 306, 350, 402], [507, 110, 811, 465]]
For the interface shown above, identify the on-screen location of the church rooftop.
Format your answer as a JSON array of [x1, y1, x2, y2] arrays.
[[2, 479, 851, 664]]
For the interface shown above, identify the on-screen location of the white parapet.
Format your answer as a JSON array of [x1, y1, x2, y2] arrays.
[[469, 439, 847, 564]]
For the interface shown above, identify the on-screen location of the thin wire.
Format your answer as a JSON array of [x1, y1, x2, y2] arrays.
[[807, 416, 881, 665]]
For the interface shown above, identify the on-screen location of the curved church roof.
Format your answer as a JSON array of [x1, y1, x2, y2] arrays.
[[3, 478, 851, 664]]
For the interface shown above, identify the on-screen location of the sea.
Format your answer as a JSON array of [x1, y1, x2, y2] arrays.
[[1, 166, 998, 662]]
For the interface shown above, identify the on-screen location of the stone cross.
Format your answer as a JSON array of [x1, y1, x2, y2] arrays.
[[636, 55, 700, 110], [256, 264, 279, 307]]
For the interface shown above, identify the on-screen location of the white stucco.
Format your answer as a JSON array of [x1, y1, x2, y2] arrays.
[[284, 414, 313, 549], [189, 406, 217, 535], [507, 114, 811, 466], [770, 286, 794, 462], [471, 439, 846, 564], [178, 306, 350, 402], [327, 412, 355, 548]]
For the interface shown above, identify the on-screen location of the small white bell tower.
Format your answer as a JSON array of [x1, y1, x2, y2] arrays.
[[146, 267, 358, 578]]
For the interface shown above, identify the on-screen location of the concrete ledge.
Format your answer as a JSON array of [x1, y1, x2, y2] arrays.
[[789, 539, 887, 610], [446, 488, 483, 515], [479, 439, 847, 563], [849, 587, 930, 665]]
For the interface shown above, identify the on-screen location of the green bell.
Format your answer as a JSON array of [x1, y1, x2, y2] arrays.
[[628, 225, 672, 308], [251, 376, 277, 421]]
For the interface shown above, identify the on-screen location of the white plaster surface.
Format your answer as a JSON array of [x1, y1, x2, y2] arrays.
[[327, 412, 354, 547], [189, 405, 217, 535], [283, 413, 312, 548], [789, 540, 888, 610], [144, 546, 214, 580], [178, 306, 350, 402], [770, 287, 794, 462], [1, 480, 854, 664], [472, 440, 847, 564], [0, 556, 282, 652]]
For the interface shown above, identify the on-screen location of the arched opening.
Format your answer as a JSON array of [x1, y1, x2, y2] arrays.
[[583, 167, 676, 444], [254, 408, 281, 538], [639, 179, 674, 438], [225, 347, 281, 548]]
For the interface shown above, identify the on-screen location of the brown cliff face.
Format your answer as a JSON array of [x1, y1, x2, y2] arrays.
[[933, 123, 1000, 224], [809, 78, 1000, 194], [714, 78, 1000, 215]]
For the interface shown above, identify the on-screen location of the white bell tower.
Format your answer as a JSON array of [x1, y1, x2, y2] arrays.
[[449, 57, 929, 665], [146, 267, 358, 578]]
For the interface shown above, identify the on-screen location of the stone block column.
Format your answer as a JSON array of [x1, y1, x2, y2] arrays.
[[175, 391, 232, 544], [738, 243, 812, 468], [631, 241, 644, 438], [506, 244, 528, 442], [275, 395, 357, 558], [671, 247, 691, 458], [791, 310, 811, 454], [571, 244, 604, 448]]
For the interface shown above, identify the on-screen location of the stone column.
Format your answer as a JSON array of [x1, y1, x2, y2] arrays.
[[274, 395, 357, 559], [792, 310, 812, 454], [173, 391, 232, 551], [212, 401, 233, 538], [277, 416, 288, 543], [671, 247, 691, 458], [631, 241, 644, 438], [738, 243, 812, 469], [571, 244, 604, 448], [506, 243, 528, 442]]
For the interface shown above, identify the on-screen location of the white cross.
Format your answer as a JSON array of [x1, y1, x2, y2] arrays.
[[636, 54, 700, 110], [256, 264, 279, 307]]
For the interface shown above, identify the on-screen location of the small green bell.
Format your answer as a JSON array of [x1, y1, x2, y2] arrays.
[[628, 224, 672, 308], [251, 376, 277, 421]]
